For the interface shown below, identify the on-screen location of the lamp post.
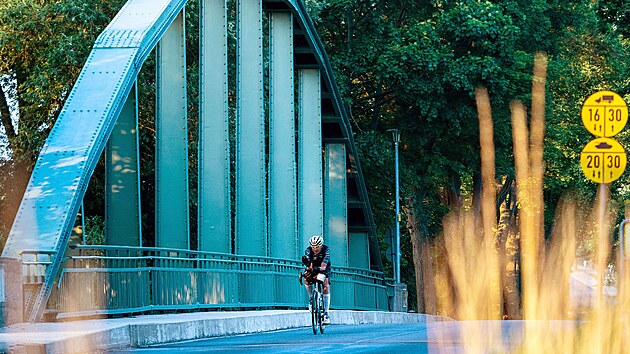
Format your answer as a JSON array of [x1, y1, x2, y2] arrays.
[[387, 129, 401, 284]]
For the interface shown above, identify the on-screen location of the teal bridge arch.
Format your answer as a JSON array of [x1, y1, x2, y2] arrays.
[[2, 0, 388, 322]]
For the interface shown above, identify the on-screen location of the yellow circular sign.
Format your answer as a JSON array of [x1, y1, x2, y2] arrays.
[[581, 90, 628, 137], [580, 138, 627, 183]]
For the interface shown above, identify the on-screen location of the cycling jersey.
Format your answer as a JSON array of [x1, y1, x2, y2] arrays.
[[302, 245, 331, 272]]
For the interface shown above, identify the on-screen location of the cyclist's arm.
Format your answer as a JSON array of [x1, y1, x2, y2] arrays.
[[302, 248, 313, 270], [319, 247, 330, 271]]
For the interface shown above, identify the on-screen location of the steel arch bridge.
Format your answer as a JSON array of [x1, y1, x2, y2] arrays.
[[2, 0, 386, 322]]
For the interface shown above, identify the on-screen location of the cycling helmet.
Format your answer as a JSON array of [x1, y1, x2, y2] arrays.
[[309, 235, 324, 247]]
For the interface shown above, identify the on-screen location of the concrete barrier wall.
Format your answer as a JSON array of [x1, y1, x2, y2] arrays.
[[2, 310, 451, 353]]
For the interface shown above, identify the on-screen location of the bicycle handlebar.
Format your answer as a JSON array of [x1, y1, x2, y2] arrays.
[[302, 268, 328, 284]]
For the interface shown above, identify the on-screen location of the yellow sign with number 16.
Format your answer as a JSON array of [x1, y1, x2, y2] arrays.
[[581, 90, 628, 137]]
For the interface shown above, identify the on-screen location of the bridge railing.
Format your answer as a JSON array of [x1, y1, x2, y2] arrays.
[[18, 249, 57, 318], [19, 249, 55, 286], [36, 245, 393, 320]]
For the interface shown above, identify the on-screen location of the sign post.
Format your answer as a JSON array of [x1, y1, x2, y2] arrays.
[[580, 90, 628, 301], [620, 220, 630, 292]]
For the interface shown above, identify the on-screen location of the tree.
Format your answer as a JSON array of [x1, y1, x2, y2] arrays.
[[311, 0, 630, 315], [0, 0, 126, 242]]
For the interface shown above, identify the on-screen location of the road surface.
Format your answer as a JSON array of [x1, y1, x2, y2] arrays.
[[107, 321, 542, 353]]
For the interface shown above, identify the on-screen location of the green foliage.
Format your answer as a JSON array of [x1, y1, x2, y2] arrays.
[[0, 0, 126, 163], [0, 0, 127, 240], [84, 215, 104, 245], [543, 2, 630, 242], [597, 0, 630, 37], [311, 0, 630, 287]]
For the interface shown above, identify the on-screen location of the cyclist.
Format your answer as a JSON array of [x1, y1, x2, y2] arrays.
[[302, 235, 331, 325]]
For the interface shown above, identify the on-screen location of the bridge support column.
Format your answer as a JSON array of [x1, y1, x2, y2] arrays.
[[269, 12, 297, 259], [325, 143, 348, 267], [0, 258, 22, 326], [105, 84, 142, 247], [236, 0, 266, 256], [198, 0, 230, 253], [155, 10, 190, 249], [349, 232, 369, 269], [298, 69, 323, 249]]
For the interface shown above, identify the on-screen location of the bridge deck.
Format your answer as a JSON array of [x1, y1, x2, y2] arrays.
[[0, 310, 443, 352]]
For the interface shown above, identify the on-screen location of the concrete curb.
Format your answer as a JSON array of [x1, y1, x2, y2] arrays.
[[130, 312, 310, 347], [1, 310, 451, 353]]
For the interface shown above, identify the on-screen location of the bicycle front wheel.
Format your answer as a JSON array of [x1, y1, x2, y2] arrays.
[[311, 294, 318, 335]]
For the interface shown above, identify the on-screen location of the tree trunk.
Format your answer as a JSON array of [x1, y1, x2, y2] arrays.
[[421, 237, 436, 314], [406, 189, 436, 314], [440, 174, 462, 210], [497, 181, 517, 319], [407, 204, 425, 313], [0, 82, 16, 144], [0, 160, 30, 242], [471, 172, 482, 215]]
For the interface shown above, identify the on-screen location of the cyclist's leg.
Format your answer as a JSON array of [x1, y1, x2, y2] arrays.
[[316, 284, 326, 330], [304, 279, 313, 297], [304, 279, 313, 310], [323, 276, 331, 313], [322, 277, 331, 324]]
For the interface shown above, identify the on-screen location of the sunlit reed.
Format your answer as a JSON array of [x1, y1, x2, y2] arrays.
[[435, 52, 629, 353]]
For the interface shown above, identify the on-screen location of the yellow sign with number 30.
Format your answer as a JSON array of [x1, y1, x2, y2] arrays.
[[581, 90, 628, 137]]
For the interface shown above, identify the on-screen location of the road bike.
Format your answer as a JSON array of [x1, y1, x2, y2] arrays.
[[300, 270, 326, 335]]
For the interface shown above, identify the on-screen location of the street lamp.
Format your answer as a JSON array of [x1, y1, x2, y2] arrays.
[[386, 129, 401, 284]]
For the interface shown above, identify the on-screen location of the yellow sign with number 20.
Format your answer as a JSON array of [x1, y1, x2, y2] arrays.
[[579, 137, 627, 183]]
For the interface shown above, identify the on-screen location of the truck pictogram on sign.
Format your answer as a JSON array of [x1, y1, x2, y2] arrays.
[[581, 90, 628, 137], [595, 95, 614, 104]]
